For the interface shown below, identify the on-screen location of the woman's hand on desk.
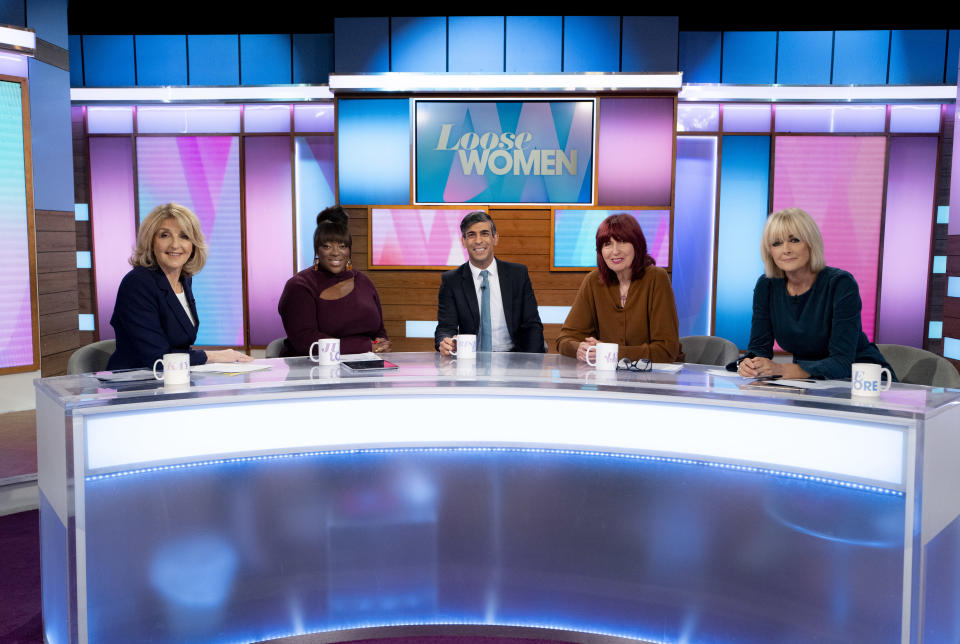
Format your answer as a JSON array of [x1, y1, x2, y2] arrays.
[[576, 337, 599, 362], [739, 356, 809, 379], [205, 349, 254, 364], [372, 338, 392, 353]]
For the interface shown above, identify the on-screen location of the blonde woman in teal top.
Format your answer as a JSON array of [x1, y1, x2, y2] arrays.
[[739, 208, 894, 381]]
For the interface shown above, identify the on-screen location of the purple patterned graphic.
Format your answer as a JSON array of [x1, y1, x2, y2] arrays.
[[89, 137, 137, 341], [553, 209, 670, 268], [597, 98, 675, 206], [137, 137, 244, 346], [773, 137, 886, 340], [371, 209, 472, 267]]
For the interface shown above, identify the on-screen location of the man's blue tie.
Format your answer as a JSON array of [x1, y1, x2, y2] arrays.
[[479, 269, 492, 352]]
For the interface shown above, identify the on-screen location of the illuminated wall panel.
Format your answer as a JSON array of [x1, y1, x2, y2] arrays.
[[240, 34, 291, 85], [563, 16, 619, 72], [622, 16, 678, 72], [295, 136, 336, 271], [833, 31, 890, 85], [135, 35, 187, 86], [772, 136, 887, 340], [187, 35, 239, 86], [136, 137, 244, 346], [0, 80, 34, 369], [673, 136, 717, 337], [370, 209, 472, 268], [878, 137, 938, 346], [391, 17, 446, 72], [597, 97, 674, 206], [334, 17, 389, 73], [678, 31, 721, 83], [715, 136, 769, 349], [553, 210, 670, 269], [888, 30, 947, 85], [505, 16, 561, 73], [82, 35, 134, 86], [776, 31, 832, 85], [722, 32, 776, 84], [244, 137, 292, 346], [337, 99, 409, 205], [89, 137, 136, 341], [448, 16, 503, 73]]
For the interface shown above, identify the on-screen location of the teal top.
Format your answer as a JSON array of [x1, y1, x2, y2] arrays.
[[747, 266, 894, 380]]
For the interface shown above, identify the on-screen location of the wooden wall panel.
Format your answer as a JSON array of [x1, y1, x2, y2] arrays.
[[35, 209, 80, 376]]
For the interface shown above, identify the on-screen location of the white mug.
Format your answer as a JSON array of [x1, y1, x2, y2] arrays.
[[310, 338, 340, 365], [585, 342, 619, 371], [451, 334, 477, 360], [153, 353, 190, 386], [851, 362, 893, 397]]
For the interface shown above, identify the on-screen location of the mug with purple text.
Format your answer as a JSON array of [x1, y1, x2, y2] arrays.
[[310, 338, 341, 365], [851, 362, 892, 397], [153, 353, 190, 386], [451, 334, 477, 359], [585, 342, 619, 371]]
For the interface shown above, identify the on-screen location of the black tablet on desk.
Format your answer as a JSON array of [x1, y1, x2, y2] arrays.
[[341, 359, 399, 371]]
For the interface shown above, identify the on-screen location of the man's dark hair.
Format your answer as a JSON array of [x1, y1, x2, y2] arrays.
[[459, 211, 496, 236]]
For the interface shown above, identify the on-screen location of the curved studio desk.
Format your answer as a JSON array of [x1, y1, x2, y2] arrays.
[[35, 353, 960, 644]]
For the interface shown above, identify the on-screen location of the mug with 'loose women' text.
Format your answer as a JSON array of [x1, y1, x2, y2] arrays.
[[585, 342, 619, 371], [310, 338, 341, 365], [451, 334, 477, 360], [851, 362, 892, 397], [153, 353, 190, 386]]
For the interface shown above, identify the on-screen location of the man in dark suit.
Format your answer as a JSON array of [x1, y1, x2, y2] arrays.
[[435, 211, 545, 355]]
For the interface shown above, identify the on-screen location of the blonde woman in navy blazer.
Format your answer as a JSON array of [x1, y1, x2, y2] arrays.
[[107, 203, 251, 370]]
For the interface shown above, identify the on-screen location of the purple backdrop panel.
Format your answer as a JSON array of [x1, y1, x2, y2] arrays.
[[775, 105, 886, 133], [244, 137, 292, 346], [293, 104, 334, 133], [244, 105, 291, 133], [136, 137, 244, 346], [553, 209, 670, 269], [597, 98, 674, 206], [370, 209, 472, 267], [0, 79, 33, 369], [722, 104, 771, 132], [89, 137, 137, 341], [878, 137, 938, 347], [772, 136, 887, 340], [87, 106, 134, 134], [889, 105, 941, 134], [677, 104, 719, 132]]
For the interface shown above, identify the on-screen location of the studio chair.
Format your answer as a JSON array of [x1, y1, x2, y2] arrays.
[[265, 337, 286, 359], [877, 344, 960, 388], [67, 339, 116, 375], [680, 335, 740, 367]]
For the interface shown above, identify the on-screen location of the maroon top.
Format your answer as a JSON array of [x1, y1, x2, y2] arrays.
[[277, 267, 388, 357]]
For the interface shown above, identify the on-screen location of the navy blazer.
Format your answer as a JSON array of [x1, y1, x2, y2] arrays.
[[107, 266, 206, 370], [434, 259, 545, 353]]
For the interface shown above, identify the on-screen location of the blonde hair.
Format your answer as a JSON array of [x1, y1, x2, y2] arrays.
[[131, 203, 208, 276], [760, 207, 826, 278]]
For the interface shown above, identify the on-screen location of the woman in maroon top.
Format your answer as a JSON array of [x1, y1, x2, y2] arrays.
[[278, 207, 391, 356]]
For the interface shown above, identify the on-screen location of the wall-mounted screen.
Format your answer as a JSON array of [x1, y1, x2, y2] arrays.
[[415, 100, 594, 205], [370, 208, 476, 269], [553, 209, 671, 270]]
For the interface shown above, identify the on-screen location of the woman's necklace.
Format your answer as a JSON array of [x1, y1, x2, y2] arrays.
[[619, 281, 630, 306]]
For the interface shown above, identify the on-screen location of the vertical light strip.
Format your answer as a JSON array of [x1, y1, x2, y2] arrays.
[[878, 137, 938, 346], [673, 136, 718, 337], [88, 137, 137, 341]]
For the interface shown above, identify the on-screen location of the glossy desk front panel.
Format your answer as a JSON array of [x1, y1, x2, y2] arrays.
[[35, 353, 960, 644]]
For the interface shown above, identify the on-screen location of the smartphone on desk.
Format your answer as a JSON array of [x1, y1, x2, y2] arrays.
[[340, 359, 399, 372]]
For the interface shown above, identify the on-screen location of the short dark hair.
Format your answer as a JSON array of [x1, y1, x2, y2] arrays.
[[595, 214, 654, 285], [313, 206, 351, 257], [459, 211, 496, 237]]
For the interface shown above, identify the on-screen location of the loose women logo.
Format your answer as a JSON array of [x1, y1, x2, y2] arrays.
[[434, 124, 578, 177], [852, 370, 875, 393]]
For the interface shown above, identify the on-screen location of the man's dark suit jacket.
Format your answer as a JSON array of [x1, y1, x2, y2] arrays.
[[434, 259, 545, 353], [107, 265, 207, 370]]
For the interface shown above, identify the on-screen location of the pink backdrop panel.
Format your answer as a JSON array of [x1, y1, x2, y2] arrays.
[[89, 137, 137, 340], [597, 97, 674, 206], [772, 136, 887, 341], [371, 209, 473, 267]]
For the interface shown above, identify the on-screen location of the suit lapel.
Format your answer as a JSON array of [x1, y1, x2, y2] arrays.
[[459, 264, 480, 329], [497, 259, 514, 327], [155, 270, 196, 336]]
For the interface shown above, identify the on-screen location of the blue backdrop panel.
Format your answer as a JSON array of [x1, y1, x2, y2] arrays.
[[187, 35, 239, 86], [563, 16, 619, 72], [28, 61, 74, 211], [69, 34, 83, 86], [505, 16, 561, 73], [135, 35, 187, 86], [0, 0, 26, 26], [448, 16, 504, 72], [715, 136, 769, 349], [679, 31, 721, 83], [293, 34, 332, 84], [674, 136, 718, 337], [25, 0, 67, 48], [335, 17, 389, 73], [82, 35, 135, 87], [240, 34, 291, 85], [777, 31, 832, 85], [833, 30, 890, 85], [392, 17, 446, 72], [948, 31, 960, 85], [889, 30, 947, 84], [622, 16, 678, 72], [723, 32, 776, 84], [337, 99, 410, 205]]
